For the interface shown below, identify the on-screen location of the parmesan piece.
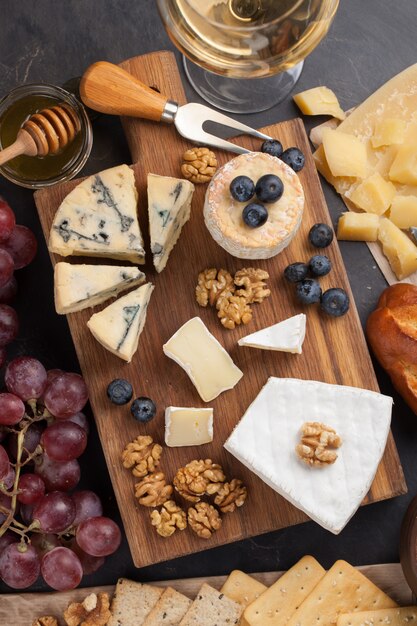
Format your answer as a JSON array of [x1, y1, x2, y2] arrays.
[[293, 86, 345, 120], [378, 217, 417, 279], [390, 195, 417, 228], [337, 212, 380, 242], [321, 128, 368, 179], [349, 172, 396, 215]]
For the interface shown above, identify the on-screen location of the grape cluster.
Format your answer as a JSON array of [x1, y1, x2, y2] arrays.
[[0, 197, 37, 364], [0, 356, 121, 591]]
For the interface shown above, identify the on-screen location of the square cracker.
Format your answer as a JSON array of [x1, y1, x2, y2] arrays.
[[143, 586, 192, 625], [337, 606, 417, 626], [221, 570, 267, 608], [179, 583, 243, 625], [242, 555, 325, 626], [286, 560, 398, 626], [108, 578, 163, 626]]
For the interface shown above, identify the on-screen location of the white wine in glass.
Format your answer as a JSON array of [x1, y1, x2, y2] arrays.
[[157, 0, 339, 113]]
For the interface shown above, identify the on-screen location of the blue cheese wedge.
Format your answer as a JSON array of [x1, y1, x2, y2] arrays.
[[87, 282, 154, 362], [165, 406, 213, 447], [54, 262, 146, 314], [238, 313, 306, 353], [147, 173, 194, 272], [224, 377, 393, 534], [49, 165, 145, 264]]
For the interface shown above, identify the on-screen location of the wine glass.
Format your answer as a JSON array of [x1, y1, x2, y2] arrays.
[[156, 0, 339, 114]]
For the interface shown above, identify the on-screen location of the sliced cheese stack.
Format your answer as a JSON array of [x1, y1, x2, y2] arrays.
[[238, 314, 306, 354]]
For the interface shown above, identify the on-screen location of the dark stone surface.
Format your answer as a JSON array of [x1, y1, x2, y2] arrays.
[[0, 0, 416, 593]]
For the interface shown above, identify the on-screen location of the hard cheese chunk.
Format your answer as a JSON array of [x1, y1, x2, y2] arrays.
[[349, 172, 395, 215], [338, 606, 417, 626], [293, 86, 345, 120], [165, 407, 213, 447], [238, 314, 306, 354], [390, 195, 417, 228], [224, 378, 392, 534], [242, 555, 325, 626], [389, 143, 417, 185], [163, 317, 243, 402], [321, 128, 368, 178], [54, 262, 145, 314], [378, 217, 417, 279], [147, 173, 195, 272], [220, 570, 267, 609], [371, 117, 406, 148], [87, 282, 154, 362], [49, 164, 145, 264], [337, 212, 380, 241]]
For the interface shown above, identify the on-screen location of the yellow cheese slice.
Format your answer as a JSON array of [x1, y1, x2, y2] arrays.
[[378, 217, 417, 279], [321, 128, 368, 179], [390, 195, 417, 228], [293, 86, 345, 120], [337, 212, 380, 241]]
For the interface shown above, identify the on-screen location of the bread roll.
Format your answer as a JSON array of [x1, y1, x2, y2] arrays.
[[366, 283, 417, 414]]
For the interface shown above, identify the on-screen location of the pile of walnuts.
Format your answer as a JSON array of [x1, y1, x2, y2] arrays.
[[196, 267, 271, 329], [122, 436, 247, 540]]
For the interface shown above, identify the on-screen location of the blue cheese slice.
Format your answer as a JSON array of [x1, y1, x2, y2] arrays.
[[87, 282, 154, 362], [224, 377, 393, 534], [147, 173, 194, 272], [54, 262, 146, 314], [49, 165, 145, 264], [238, 313, 306, 354]]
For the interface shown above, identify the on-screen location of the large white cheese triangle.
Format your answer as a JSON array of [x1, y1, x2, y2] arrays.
[[54, 262, 146, 314], [147, 173, 194, 272], [49, 165, 145, 264], [238, 313, 306, 354], [87, 282, 154, 362], [224, 377, 393, 534]]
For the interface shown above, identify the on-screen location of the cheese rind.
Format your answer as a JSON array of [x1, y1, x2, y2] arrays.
[[390, 195, 417, 229], [293, 86, 346, 120], [54, 262, 146, 314], [321, 128, 368, 178], [349, 172, 396, 215], [163, 317, 243, 402], [337, 212, 380, 241], [147, 174, 194, 273], [378, 217, 417, 279], [238, 314, 306, 354], [49, 165, 145, 264], [165, 407, 213, 447]]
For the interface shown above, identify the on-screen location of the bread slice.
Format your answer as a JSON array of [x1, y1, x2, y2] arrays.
[[108, 578, 163, 626], [179, 583, 243, 625], [143, 586, 192, 625]]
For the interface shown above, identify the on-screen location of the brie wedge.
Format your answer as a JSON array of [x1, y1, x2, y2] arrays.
[[87, 282, 154, 362], [224, 377, 392, 534], [238, 313, 306, 353], [54, 262, 146, 314]]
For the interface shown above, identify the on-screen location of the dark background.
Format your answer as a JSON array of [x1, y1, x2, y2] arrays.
[[1, 0, 417, 593]]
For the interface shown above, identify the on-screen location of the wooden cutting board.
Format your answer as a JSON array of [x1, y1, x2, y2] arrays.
[[1, 564, 413, 625], [34, 51, 406, 569]]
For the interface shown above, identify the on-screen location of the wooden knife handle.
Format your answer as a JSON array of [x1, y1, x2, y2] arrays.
[[79, 61, 169, 122]]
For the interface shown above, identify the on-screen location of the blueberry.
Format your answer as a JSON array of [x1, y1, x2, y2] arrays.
[[320, 288, 350, 317], [308, 223, 334, 248], [309, 255, 332, 277], [255, 174, 284, 203], [280, 147, 305, 172], [295, 279, 322, 305], [107, 379, 133, 405], [131, 396, 157, 423], [242, 202, 268, 228], [284, 262, 309, 283], [261, 139, 283, 158], [230, 175, 255, 202]]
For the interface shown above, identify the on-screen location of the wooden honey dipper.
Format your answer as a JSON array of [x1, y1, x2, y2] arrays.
[[0, 103, 80, 166]]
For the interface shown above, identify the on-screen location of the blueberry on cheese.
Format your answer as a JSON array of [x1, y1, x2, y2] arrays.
[[49, 165, 145, 264], [147, 173, 195, 273], [87, 282, 154, 362], [54, 262, 146, 314]]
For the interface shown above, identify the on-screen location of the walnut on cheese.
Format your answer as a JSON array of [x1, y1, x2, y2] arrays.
[[134, 472, 173, 507], [150, 499, 187, 537], [173, 459, 226, 502], [296, 421, 342, 467], [188, 501, 222, 538], [63, 592, 111, 626], [181, 147, 218, 184], [121, 435, 162, 479]]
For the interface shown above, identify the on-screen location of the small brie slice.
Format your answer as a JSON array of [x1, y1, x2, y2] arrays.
[[165, 407, 213, 447], [238, 313, 306, 354]]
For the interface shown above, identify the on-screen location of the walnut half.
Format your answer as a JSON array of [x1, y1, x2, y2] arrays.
[[196, 268, 235, 308], [150, 500, 187, 537], [64, 592, 111, 626], [188, 501, 222, 539], [173, 459, 226, 502], [234, 267, 271, 304], [122, 435, 162, 479], [135, 472, 173, 507], [214, 479, 247, 513], [181, 147, 217, 184], [33, 618, 58, 626], [217, 294, 253, 330], [295, 421, 342, 467]]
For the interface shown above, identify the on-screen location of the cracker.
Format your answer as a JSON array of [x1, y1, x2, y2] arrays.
[[337, 606, 417, 625], [179, 583, 243, 625], [108, 578, 163, 626], [220, 570, 267, 608], [242, 555, 325, 625], [286, 560, 398, 626], [143, 587, 192, 625]]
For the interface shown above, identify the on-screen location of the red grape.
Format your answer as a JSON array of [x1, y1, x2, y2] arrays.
[[0, 392, 25, 425], [0, 542, 40, 589], [46, 369, 64, 384], [31, 532, 60, 558], [70, 540, 105, 575], [17, 473, 45, 505], [76, 516, 121, 557], [72, 491, 103, 526], [0, 274, 17, 304], [64, 411, 89, 435], [0, 224, 37, 270], [44, 373, 88, 419], [0, 530, 16, 555], [8, 421, 44, 463], [0, 199, 16, 243], [5, 356, 47, 401], [2, 465, 15, 490], [34, 454, 80, 492], [19, 503, 33, 526], [0, 492, 12, 523], [41, 546, 82, 591], [0, 304, 18, 347], [33, 491, 75, 533], [0, 444, 10, 479], [0, 249, 14, 288], [41, 421, 87, 462]]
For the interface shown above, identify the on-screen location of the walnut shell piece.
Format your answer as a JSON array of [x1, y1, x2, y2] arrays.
[[217, 294, 253, 330], [121, 435, 163, 479], [150, 500, 187, 537], [188, 501, 222, 539], [214, 479, 247, 513], [173, 459, 226, 502], [295, 421, 342, 467], [135, 471, 173, 507], [181, 147, 218, 184], [196, 268, 235, 307], [32, 618, 58, 626], [63, 592, 111, 626], [234, 267, 271, 304]]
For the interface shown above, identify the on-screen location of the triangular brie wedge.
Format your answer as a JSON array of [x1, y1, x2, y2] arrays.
[[238, 313, 306, 354], [87, 282, 154, 362], [54, 262, 146, 314], [147, 174, 194, 272], [225, 378, 393, 534], [49, 165, 145, 264]]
